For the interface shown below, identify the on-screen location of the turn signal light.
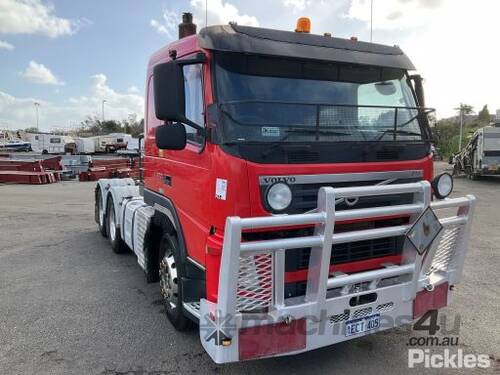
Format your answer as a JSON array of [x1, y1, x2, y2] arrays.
[[295, 17, 311, 33]]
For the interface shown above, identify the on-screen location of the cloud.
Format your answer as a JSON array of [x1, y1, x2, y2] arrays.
[[0, 0, 76, 37], [21, 61, 64, 86], [190, 0, 259, 28], [346, 0, 449, 30], [127, 85, 140, 94], [0, 74, 144, 131], [283, 0, 312, 13], [150, 9, 178, 38], [0, 40, 14, 50], [344, 0, 500, 117]]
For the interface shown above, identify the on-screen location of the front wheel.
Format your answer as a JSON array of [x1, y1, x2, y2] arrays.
[[159, 233, 192, 331]]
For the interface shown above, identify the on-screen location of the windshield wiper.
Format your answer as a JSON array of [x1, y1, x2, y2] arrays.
[[376, 129, 423, 141]]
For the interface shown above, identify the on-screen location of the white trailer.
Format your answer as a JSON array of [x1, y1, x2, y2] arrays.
[[27, 133, 76, 154], [74, 137, 96, 154]]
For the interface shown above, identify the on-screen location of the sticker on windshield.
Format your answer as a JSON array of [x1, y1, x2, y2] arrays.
[[262, 127, 280, 137]]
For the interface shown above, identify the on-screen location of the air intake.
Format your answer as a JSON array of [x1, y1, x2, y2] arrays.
[[179, 12, 196, 39]]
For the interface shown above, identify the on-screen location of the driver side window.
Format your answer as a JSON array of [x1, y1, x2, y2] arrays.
[[183, 64, 205, 146]]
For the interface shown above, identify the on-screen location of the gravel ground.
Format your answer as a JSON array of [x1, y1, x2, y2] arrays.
[[0, 162, 498, 374]]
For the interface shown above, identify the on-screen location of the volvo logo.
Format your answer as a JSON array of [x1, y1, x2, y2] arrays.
[[262, 176, 296, 185]]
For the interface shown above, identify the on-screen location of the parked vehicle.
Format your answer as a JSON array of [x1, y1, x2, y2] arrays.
[[0, 138, 31, 152], [94, 14, 476, 363], [27, 133, 76, 154], [74, 137, 96, 154], [453, 123, 500, 178], [92, 134, 129, 153]]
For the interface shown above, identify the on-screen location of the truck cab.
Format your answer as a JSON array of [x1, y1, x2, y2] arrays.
[[95, 14, 475, 363]]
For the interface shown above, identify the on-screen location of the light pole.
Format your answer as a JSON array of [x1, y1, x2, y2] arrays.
[[459, 108, 464, 152], [101, 99, 107, 122], [34, 102, 40, 131], [370, 0, 374, 42]]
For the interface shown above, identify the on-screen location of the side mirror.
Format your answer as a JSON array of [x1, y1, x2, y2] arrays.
[[409, 74, 425, 107], [153, 61, 185, 122], [155, 123, 186, 150]]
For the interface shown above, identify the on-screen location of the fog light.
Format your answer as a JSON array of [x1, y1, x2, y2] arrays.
[[431, 173, 453, 199]]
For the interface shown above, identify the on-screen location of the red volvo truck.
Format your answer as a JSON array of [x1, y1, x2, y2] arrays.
[[94, 14, 476, 363]]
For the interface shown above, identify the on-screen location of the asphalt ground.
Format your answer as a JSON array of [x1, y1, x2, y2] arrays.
[[0, 162, 498, 374]]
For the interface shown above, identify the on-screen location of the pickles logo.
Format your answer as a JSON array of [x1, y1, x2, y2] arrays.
[[408, 349, 491, 369]]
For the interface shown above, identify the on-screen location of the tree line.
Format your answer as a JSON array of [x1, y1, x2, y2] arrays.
[[432, 104, 493, 158]]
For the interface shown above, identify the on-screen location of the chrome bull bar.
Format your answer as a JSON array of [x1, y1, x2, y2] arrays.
[[200, 181, 476, 363]]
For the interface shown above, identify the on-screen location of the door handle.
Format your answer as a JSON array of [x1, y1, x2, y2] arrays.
[[163, 175, 172, 186]]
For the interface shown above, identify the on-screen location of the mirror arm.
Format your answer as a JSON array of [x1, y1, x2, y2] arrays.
[[180, 117, 207, 137]]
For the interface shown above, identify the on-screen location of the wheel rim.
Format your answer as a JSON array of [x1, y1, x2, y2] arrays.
[[159, 250, 178, 309], [109, 206, 116, 241]]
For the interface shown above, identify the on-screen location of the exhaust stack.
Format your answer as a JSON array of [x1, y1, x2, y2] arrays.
[[179, 12, 197, 39]]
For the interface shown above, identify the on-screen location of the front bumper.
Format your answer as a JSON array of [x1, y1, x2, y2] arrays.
[[199, 182, 476, 363]]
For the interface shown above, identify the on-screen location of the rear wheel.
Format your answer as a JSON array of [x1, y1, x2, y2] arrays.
[[96, 189, 107, 237], [159, 233, 192, 331], [106, 198, 127, 254]]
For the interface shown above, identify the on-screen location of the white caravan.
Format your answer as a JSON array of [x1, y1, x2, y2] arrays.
[[27, 133, 76, 154]]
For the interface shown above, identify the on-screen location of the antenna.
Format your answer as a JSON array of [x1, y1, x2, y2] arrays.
[[205, 0, 208, 27]]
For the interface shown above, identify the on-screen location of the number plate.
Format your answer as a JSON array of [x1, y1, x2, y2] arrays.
[[345, 313, 380, 337]]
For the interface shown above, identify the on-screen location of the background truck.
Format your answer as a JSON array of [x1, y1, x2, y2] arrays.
[[91, 133, 129, 153], [452, 123, 500, 178], [94, 13, 475, 363]]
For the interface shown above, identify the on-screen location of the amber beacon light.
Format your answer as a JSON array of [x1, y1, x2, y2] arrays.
[[295, 17, 311, 33]]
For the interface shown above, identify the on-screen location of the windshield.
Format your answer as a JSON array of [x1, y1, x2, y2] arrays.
[[214, 53, 431, 144]]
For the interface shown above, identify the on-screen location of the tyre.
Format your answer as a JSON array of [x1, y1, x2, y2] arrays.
[[96, 188, 107, 237], [106, 197, 128, 254], [159, 233, 192, 331], [42, 149, 48, 155]]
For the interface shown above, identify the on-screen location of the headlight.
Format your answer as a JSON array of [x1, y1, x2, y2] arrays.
[[266, 182, 292, 212], [432, 173, 453, 199]]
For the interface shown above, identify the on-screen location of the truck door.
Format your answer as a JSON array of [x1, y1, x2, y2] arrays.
[[147, 61, 212, 266]]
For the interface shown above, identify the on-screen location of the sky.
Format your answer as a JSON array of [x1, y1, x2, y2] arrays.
[[0, 0, 499, 131]]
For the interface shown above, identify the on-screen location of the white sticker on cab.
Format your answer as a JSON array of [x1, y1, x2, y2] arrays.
[[215, 178, 227, 200]]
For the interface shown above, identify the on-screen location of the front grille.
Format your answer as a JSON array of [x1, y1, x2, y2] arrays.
[[281, 218, 407, 271], [260, 177, 420, 214], [244, 217, 407, 301], [291, 236, 402, 269]]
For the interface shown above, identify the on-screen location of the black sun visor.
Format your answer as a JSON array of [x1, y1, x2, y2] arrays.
[[198, 24, 416, 71]]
